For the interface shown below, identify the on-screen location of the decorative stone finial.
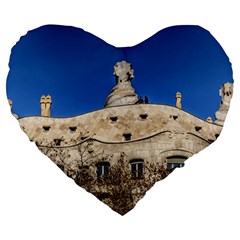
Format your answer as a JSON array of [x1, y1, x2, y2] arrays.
[[176, 92, 182, 109], [105, 61, 138, 107], [214, 82, 233, 125], [113, 60, 134, 84], [40, 95, 52, 117]]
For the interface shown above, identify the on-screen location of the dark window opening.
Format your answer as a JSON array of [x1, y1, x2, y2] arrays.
[[139, 114, 148, 120], [170, 115, 178, 120], [123, 133, 132, 141], [81, 136, 87, 141], [167, 163, 185, 170], [215, 134, 220, 139], [43, 126, 51, 131], [166, 156, 187, 170], [96, 162, 110, 178], [69, 126, 77, 132], [195, 126, 202, 132], [110, 116, 118, 123], [130, 159, 144, 179], [54, 139, 62, 146]]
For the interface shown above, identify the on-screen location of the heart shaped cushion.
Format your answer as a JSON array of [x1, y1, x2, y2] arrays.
[[6, 25, 233, 215]]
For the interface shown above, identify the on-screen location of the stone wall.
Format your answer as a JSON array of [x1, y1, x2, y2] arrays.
[[19, 103, 223, 214], [18, 103, 222, 171], [18, 104, 222, 146]]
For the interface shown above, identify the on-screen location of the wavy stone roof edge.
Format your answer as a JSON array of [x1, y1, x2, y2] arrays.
[[17, 103, 222, 126]]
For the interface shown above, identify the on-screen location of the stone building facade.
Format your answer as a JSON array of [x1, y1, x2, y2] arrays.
[[15, 61, 232, 214], [19, 104, 222, 170]]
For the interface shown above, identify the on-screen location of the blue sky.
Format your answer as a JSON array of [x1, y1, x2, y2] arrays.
[[6, 24, 233, 119]]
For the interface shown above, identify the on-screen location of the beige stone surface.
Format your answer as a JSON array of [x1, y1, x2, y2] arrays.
[[19, 104, 222, 146], [18, 103, 222, 174], [40, 95, 52, 117], [176, 92, 182, 109]]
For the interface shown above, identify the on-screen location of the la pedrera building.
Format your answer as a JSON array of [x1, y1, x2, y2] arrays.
[[15, 61, 233, 214]]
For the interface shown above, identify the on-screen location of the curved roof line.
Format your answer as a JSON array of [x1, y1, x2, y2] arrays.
[[18, 103, 222, 127]]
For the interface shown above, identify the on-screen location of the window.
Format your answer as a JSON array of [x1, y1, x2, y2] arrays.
[[43, 126, 51, 132], [167, 163, 185, 170], [166, 156, 187, 170], [96, 162, 110, 178], [139, 114, 148, 120], [195, 126, 202, 132], [215, 133, 220, 139], [130, 159, 144, 179], [69, 126, 77, 132], [54, 139, 62, 146], [170, 115, 178, 120], [110, 116, 118, 123], [123, 133, 132, 141]]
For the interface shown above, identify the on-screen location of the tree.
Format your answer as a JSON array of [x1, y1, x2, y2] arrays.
[[36, 137, 172, 215], [87, 152, 171, 215]]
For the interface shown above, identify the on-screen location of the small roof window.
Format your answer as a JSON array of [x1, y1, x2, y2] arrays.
[[195, 126, 202, 132], [54, 139, 62, 146], [170, 115, 178, 120], [43, 126, 51, 132], [110, 116, 118, 123], [139, 114, 148, 120], [123, 133, 132, 141], [69, 126, 77, 132]]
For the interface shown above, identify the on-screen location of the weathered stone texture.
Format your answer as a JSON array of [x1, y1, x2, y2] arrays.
[[19, 104, 222, 147], [105, 61, 138, 107], [19, 103, 222, 170]]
